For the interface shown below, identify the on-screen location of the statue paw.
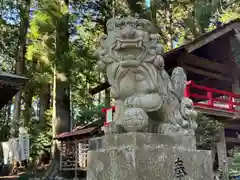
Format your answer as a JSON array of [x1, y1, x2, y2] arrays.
[[124, 93, 164, 112], [124, 95, 140, 108], [121, 107, 149, 132], [102, 123, 127, 134], [158, 123, 182, 135]]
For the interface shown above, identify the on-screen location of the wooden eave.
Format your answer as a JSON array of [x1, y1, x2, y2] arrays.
[[0, 72, 29, 86], [183, 19, 240, 53], [55, 126, 102, 140], [90, 19, 240, 95], [0, 72, 28, 108]]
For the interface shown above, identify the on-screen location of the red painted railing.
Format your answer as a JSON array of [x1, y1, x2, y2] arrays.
[[184, 81, 240, 112], [102, 81, 240, 126]]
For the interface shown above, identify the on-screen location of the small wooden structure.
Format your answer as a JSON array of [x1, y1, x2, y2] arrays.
[[56, 126, 103, 172], [0, 71, 28, 178]]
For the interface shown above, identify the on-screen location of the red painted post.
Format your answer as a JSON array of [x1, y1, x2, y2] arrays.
[[102, 106, 115, 127], [207, 92, 213, 107], [101, 108, 108, 127], [184, 81, 192, 98], [228, 96, 234, 111]]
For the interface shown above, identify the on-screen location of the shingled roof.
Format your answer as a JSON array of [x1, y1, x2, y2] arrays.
[[55, 127, 99, 140]]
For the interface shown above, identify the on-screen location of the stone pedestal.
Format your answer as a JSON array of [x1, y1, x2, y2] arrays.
[[87, 133, 214, 180]]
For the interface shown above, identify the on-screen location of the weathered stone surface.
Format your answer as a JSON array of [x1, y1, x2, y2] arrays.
[[89, 132, 196, 151], [87, 134, 213, 180]]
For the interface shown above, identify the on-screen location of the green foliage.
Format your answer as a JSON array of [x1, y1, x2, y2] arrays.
[[229, 153, 240, 177], [0, 104, 12, 142], [74, 104, 106, 126], [0, 120, 10, 142], [29, 125, 52, 159], [195, 113, 223, 150], [28, 108, 52, 160]]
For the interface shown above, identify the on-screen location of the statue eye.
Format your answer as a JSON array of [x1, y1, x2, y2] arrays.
[[120, 22, 125, 29], [116, 21, 125, 29], [136, 23, 144, 29], [107, 24, 114, 31]]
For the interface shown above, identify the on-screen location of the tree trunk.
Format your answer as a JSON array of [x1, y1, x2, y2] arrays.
[[150, 0, 156, 25], [45, 0, 71, 178], [23, 60, 36, 126], [23, 89, 33, 126], [165, 1, 173, 50], [1, 106, 7, 126], [98, 72, 101, 105], [104, 76, 111, 106], [12, 0, 31, 137], [52, 0, 71, 136], [39, 83, 50, 125], [7, 100, 12, 124]]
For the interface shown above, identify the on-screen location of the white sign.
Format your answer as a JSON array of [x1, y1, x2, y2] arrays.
[[106, 108, 113, 123], [10, 138, 20, 162], [2, 138, 20, 164], [2, 141, 11, 164], [1, 134, 30, 164], [19, 134, 30, 160]]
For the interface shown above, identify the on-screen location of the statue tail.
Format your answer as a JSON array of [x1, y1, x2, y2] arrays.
[[171, 67, 187, 99]]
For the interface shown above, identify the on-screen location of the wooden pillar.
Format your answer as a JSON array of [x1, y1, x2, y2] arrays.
[[232, 68, 240, 110], [216, 127, 229, 180], [232, 69, 240, 92]]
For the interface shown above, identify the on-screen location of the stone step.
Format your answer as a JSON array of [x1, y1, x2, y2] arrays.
[[0, 175, 19, 180]]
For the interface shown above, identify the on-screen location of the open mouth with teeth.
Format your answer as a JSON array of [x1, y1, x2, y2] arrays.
[[112, 38, 147, 67]]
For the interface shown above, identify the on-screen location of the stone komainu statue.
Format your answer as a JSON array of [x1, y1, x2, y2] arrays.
[[96, 17, 198, 136]]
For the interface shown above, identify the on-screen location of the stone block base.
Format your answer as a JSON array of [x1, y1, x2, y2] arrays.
[[87, 133, 213, 180]]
